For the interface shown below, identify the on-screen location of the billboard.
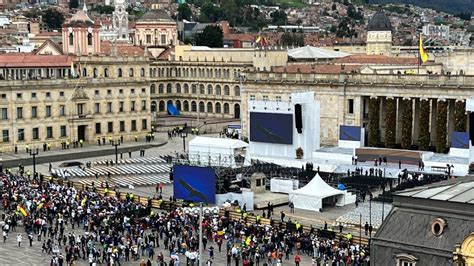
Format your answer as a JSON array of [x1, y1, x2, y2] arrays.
[[173, 165, 216, 203], [339, 125, 361, 141], [250, 112, 293, 144], [451, 131, 469, 149]]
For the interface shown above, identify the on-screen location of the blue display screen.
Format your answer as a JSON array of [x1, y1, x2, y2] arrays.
[[173, 165, 216, 203], [250, 112, 293, 144], [340, 125, 361, 141], [452, 131, 469, 149]]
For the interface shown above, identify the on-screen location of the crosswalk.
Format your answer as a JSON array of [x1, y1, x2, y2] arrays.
[[51, 156, 173, 188]]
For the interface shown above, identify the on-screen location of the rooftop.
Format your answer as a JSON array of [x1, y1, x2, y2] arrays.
[[332, 55, 419, 65], [138, 10, 173, 22], [272, 64, 361, 74], [368, 11, 392, 31], [288, 45, 349, 60], [0, 54, 74, 68]]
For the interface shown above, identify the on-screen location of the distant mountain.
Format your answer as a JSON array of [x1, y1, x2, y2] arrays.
[[369, 0, 473, 15]]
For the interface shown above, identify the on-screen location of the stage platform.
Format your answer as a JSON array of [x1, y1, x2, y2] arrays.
[[252, 146, 469, 177], [253, 191, 289, 209]]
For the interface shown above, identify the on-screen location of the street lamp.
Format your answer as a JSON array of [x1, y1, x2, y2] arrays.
[[29, 148, 39, 181], [180, 131, 188, 152], [112, 140, 120, 164]]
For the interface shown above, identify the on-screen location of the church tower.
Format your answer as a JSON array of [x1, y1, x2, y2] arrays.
[[62, 3, 101, 55], [366, 11, 392, 56], [113, 0, 129, 42]]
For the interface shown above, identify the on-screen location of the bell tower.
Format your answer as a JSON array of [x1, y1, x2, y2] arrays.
[[113, 0, 129, 42]]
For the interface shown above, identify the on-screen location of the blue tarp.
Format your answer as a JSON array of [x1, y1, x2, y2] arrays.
[[167, 102, 180, 116], [338, 183, 345, 190]]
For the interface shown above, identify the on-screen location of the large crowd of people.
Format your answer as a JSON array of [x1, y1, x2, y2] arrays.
[[0, 170, 370, 265]]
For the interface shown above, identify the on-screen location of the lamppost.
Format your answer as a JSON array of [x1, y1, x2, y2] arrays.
[[29, 148, 39, 180], [369, 197, 372, 238], [180, 131, 188, 152], [112, 140, 120, 164]]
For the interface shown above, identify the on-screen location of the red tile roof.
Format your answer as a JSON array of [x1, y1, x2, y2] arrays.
[[332, 55, 419, 65], [33, 39, 64, 55], [226, 33, 254, 42], [100, 41, 145, 56], [0, 54, 74, 67], [272, 64, 361, 74], [157, 46, 174, 60]]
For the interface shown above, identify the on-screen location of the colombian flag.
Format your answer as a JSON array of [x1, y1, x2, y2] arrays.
[[419, 35, 429, 64], [19, 206, 28, 217]]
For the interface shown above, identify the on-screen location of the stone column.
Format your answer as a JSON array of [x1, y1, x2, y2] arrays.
[[447, 99, 456, 144], [436, 99, 448, 153], [396, 97, 403, 145], [454, 99, 467, 132], [368, 96, 380, 147], [430, 99, 438, 147], [412, 98, 420, 145], [384, 97, 397, 148], [401, 98, 413, 149], [419, 98, 431, 150]]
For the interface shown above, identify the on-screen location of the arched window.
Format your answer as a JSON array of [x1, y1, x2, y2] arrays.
[[117, 68, 123, 77], [104, 68, 109, 77], [176, 100, 181, 111], [192, 84, 197, 94], [82, 68, 87, 77], [207, 102, 213, 113], [93, 68, 98, 78], [234, 86, 240, 96], [129, 68, 134, 77], [166, 83, 172, 93], [184, 101, 189, 111], [215, 102, 222, 113], [158, 101, 165, 112], [184, 84, 189, 94], [215, 85, 221, 95], [224, 85, 230, 96], [151, 101, 157, 112], [207, 85, 213, 95], [87, 33, 93, 46], [140, 68, 145, 77], [176, 84, 181, 93], [191, 101, 197, 112], [199, 101, 205, 113], [224, 103, 230, 114], [150, 84, 156, 94], [69, 33, 73, 46], [199, 84, 205, 94], [234, 103, 240, 119], [158, 84, 164, 93]]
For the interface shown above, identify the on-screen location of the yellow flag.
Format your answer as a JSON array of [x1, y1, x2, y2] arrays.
[[419, 35, 429, 63]]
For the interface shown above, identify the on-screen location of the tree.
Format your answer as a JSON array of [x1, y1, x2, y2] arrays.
[[384, 98, 396, 148], [368, 98, 380, 147], [195, 25, 223, 47], [42, 8, 65, 30], [400, 99, 413, 149], [178, 3, 192, 21], [271, 10, 287, 26], [418, 99, 431, 151], [221, 0, 238, 25], [436, 101, 448, 153]]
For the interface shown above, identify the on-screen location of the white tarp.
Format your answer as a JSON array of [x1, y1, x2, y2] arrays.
[[288, 173, 345, 211], [270, 178, 299, 194], [188, 136, 250, 168]]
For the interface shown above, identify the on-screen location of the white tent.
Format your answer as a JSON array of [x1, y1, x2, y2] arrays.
[[188, 136, 250, 168], [288, 45, 349, 60], [289, 173, 355, 211]]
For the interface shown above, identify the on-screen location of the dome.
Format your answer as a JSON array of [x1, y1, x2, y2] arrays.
[[139, 10, 173, 22], [367, 11, 392, 31]]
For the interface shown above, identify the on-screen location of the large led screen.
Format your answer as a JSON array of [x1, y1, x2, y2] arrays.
[[173, 165, 216, 203], [451, 131, 469, 149], [250, 112, 293, 144], [339, 125, 361, 141]]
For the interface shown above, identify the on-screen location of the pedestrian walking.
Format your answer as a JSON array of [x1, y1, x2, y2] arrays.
[[17, 234, 22, 247]]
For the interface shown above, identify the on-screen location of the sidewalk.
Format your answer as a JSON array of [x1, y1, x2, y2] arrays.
[[0, 138, 167, 168]]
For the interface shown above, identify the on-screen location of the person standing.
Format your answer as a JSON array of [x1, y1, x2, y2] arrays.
[[17, 233, 22, 247], [294, 254, 301, 266], [2, 230, 6, 243], [28, 232, 33, 246]]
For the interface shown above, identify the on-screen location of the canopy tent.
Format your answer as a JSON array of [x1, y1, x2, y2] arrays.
[[289, 173, 354, 212], [188, 137, 250, 168], [288, 45, 349, 61]]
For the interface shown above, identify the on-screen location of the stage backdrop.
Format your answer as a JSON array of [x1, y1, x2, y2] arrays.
[[250, 112, 293, 144], [173, 165, 216, 203]]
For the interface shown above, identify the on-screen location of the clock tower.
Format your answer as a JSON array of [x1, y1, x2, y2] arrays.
[[113, 0, 129, 42], [61, 4, 101, 55]]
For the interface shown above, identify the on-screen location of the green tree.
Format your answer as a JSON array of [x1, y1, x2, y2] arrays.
[[221, 0, 238, 25], [92, 5, 114, 14], [195, 25, 223, 47], [384, 98, 396, 148], [454, 100, 467, 132], [271, 10, 287, 26], [401, 99, 413, 149], [42, 8, 65, 30], [418, 99, 431, 151], [178, 3, 192, 21], [436, 101, 448, 153], [368, 98, 380, 147], [200, 2, 222, 23]]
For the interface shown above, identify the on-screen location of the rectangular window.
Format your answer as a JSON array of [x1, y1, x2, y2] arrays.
[[146, 34, 151, 44], [95, 103, 100, 114], [119, 101, 124, 112], [348, 99, 354, 114], [59, 105, 66, 116], [107, 102, 112, 113], [46, 126, 53, 138], [131, 89, 135, 94], [120, 121, 125, 132], [0, 94, 6, 99], [59, 91, 65, 97], [95, 123, 101, 134], [131, 101, 136, 112], [2, 129, 9, 142], [161, 35, 166, 45], [249, 95, 255, 101], [131, 120, 136, 131], [45, 92, 51, 98], [18, 129, 24, 141], [141, 100, 146, 111], [1, 108, 7, 120], [45, 105, 52, 117], [32, 127, 39, 140], [77, 103, 84, 115], [16, 93, 22, 99], [107, 90, 111, 95], [108, 122, 113, 133], [142, 119, 147, 130], [263, 95, 269, 101], [31, 92, 36, 99], [17, 107, 23, 119], [119, 89, 123, 94], [141, 88, 146, 93], [31, 106, 37, 118], [94, 90, 99, 96], [60, 125, 66, 137], [275, 96, 282, 102]]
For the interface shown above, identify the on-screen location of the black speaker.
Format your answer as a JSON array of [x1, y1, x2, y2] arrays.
[[295, 104, 303, 134], [470, 113, 474, 145]]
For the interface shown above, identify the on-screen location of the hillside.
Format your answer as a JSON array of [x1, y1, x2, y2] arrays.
[[369, 0, 473, 15]]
